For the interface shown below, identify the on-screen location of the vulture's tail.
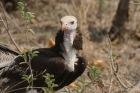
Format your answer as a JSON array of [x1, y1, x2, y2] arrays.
[[0, 43, 19, 69]]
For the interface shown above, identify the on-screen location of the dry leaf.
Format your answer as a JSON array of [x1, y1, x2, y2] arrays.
[[47, 38, 55, 48], [69, 83, 77, 88], [20, 47, 27, 53], [31, 19, 36, 23], [112, 37, 120, 44]]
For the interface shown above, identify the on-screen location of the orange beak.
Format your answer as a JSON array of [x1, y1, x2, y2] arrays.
[[61, 24, 66, 31]]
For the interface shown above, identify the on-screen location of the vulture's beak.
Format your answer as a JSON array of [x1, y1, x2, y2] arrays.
[[61, 24, 66, 31]]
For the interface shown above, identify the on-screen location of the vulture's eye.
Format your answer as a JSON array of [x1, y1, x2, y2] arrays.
[[70, 21, 74, 25]]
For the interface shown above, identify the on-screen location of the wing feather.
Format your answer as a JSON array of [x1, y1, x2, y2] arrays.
[[0, 43, 19, 69], [1, 48, 66, 80], [0, 43, 19, 56]]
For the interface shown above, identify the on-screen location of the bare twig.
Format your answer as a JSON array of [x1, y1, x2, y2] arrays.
[[108, 34, 117, 72], [71, 0, 77, 11], [6, 86, 47, 93], [108, 63, 113, 93], [107, 34, 128, 89], [11, 14, 22, 33], [0, 2, 21, 53], [27, 55, 34, 92]]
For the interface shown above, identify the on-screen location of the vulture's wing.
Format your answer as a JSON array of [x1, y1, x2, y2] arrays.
[[0, 43, 19, 69], [1, 48, 67, 80], [0, 48, 68, 93]]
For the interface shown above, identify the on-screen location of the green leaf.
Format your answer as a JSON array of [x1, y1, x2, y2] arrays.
[[26, 86, 30, 92], [29, 29, 35, 34], [17, 2, 25, 7], [19, 62, 27, 65], [30, 77, 37, 82], [22, 74, 28, 80], [42, 88, 47, 93], [33, 51, 39, 54], [52, 84, 58, 87], [17, 2, 35, 22], [78, 79, 84, 84], [17, 2, 25, 11], [73, 88, 79, 93], [32, 53, 38, 57], [112, 54, 118, 61], [22, 74, 28, 77], [26, 29, 35, 34], [64, 88, 70, 92], [75, 83, 81, 89], [43, 73, 58, 92], [87, 65, 101, 81]]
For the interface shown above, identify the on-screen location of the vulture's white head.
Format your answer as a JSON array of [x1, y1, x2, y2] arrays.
[[60, 16, 77, 43], [60, 16, 77, 31]]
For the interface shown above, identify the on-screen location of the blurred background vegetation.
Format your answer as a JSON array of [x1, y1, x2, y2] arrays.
[[0, 0, 140, 93]]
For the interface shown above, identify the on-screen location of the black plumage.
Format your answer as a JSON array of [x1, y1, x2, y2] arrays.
[[0, 29, 87, 93]]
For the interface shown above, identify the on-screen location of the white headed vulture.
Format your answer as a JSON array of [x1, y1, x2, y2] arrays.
[[0, 16, 87, 93]]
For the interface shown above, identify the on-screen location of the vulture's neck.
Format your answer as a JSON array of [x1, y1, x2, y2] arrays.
[[63, 30, 76, 44], [54, 29, 82, 72], [62, 30, 77, 72]]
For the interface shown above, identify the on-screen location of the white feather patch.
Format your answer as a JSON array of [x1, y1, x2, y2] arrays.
[[0, 61, 11, 68], [62, 42, 78, 72]]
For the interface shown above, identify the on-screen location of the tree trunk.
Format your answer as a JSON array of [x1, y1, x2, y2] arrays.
[[109, 0, 130, 41]]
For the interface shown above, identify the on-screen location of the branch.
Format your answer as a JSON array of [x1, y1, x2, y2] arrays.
[[0, 2, 21, 53], [6, 86, 47, 93], [107, 34, 128, 89], [108, 63, 113, 93]]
